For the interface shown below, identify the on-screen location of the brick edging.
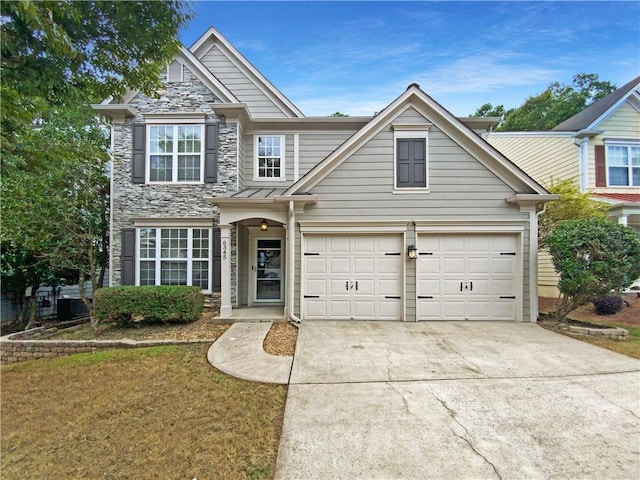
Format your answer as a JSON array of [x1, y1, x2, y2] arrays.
[[0, 324, 215, 364]]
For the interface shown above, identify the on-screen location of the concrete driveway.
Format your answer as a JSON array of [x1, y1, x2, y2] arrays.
[[275, 322, 640, 479]]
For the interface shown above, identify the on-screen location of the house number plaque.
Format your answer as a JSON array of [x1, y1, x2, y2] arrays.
[[222, 240, 227, 260]]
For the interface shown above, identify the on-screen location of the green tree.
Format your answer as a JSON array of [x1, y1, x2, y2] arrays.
[[1, 1, 191, 324], [329, 112, 350, 117], [1, 106, 110, 324], [1, 0, 191, 172], [470, 73, 616, 131], [539, 179, 609, 246], [546, 218, 640, 322]]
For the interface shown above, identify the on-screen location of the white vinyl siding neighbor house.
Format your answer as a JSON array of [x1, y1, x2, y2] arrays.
[[95, 28, 555, 324]]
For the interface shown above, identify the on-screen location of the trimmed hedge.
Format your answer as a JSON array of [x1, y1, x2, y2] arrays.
[[93, 286, 204, 325]]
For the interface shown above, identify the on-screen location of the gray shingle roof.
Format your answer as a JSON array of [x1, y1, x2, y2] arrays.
[[552, 76, 640, 131]]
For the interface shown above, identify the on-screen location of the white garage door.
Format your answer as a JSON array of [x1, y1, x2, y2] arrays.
[[417, 234, 518, 321], [303, 235, 404, 320]]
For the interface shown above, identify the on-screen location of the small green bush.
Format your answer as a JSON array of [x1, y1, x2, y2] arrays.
[[593, 295, 624, 315], [93, 286, 204, 325]]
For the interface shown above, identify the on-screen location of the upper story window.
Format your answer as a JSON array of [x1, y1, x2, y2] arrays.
[[393, 125, 430, 190], [607, 143, 640, 187], [148, 125, 204, 183], [255, 135, 285, 180]]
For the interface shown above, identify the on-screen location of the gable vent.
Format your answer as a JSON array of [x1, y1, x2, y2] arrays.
[[167, 61, 184, 83]]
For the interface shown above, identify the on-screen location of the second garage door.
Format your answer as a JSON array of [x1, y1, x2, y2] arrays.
[[417, 234, 519, 321], [303, 234, 404, 320]]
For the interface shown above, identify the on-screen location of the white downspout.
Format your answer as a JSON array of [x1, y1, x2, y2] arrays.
[[287, 200, 302, 324], [578, 137, 590, 193]]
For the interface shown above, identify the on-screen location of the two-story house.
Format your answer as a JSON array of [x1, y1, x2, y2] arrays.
[[93, 27, 555, 323], [487, 77, 640, 296]]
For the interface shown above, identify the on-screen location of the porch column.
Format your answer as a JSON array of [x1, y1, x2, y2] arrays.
[[618, 215, 628, 227], [219, 224, 232, 318]]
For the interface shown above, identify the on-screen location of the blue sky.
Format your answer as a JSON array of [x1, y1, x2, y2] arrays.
[[180, 1, 640, 117]]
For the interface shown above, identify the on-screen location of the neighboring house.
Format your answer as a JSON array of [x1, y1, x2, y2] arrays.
[[487, 76, 640, 296], [93, 27, 555, 323]]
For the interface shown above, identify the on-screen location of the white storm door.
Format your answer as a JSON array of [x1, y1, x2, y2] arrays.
[[303, 235, 403, 320], [417, 234, 518, 321]]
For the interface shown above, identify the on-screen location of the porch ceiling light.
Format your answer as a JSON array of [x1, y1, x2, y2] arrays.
[[407, 244, 417, 260], [260, 219, 268, 231]]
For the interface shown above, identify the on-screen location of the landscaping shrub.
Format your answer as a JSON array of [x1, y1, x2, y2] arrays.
[[93, 286, 204, 325], [593, 295, 624, 315]]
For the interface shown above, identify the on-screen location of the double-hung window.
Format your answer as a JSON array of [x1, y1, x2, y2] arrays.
[[138, 227, 212, 291], [255, 135, 285, 180], [607, 143, 640, 187], [148, 125, 204, 183]]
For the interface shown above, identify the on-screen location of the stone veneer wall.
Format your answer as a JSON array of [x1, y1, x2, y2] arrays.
[[0, 323, 213, 364], [110, 66, 237, 303]]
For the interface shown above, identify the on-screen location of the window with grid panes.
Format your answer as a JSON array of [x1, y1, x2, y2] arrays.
[[255, 135, 285, 180], [148, 125, 203, 183], [138, 228, 211, 290], [607, 143, 640, 187]]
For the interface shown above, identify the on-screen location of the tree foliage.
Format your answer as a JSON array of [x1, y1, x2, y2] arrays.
[[546, 218, 640, 322], [329, 112, 350, 117], [538, 179, 609, 246], [1, 1, 191, 324], [1, 107, 110, 323], [470, 73, 616, 131], [1, 0, 191, 171]]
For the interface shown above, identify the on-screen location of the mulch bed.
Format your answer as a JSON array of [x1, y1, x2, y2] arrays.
[[538, 293, 639, 328]]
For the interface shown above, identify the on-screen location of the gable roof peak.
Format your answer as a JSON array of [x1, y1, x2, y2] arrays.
[[552, 75, 640, 131]]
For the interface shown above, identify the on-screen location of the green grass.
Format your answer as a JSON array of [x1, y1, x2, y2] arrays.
[[1, 345, 287, 479]]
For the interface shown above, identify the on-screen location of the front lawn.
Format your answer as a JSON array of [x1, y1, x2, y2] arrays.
[[1, 344, 287, 479]]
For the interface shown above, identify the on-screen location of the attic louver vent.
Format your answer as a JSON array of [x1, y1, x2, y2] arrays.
[[167, 61, 184, 83]]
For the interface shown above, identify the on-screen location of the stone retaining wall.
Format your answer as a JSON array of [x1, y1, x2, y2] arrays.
[[0, 322, 214, 364]]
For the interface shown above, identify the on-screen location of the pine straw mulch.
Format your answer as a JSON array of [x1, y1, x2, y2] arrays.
[[538, 293, 640, 328], [51, 308, 298, 356]]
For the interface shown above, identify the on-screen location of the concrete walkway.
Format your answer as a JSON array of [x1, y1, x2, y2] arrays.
[[207, 322, 293, 384]]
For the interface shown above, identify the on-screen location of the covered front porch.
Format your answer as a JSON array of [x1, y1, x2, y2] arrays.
[[211, 188, 317, 319]]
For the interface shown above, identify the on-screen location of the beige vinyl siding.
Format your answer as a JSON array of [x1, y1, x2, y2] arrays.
[[589, 102, 640, 192], [299, 121, 533, 321], [200, 45, 288, 118], [304, 127, 526, 218], [298, 131, 354, 177], [242, 133, 294, 188], [538, 249, 559, 297], [488, 135, 578, 186]]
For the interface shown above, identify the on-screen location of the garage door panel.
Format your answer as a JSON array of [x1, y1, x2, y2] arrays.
[[329, 301, 351, 318], [353, 257, 375, 274], [305, 300, 327, 319], [493, 279, 515, 296], [305, 257, 326, 274], [443, 258, 465, 275], [303, 234, 403, 321], [329, 237, 350, 252], [417, 234, 519, 321], [306, 279, 327, 296], [493, 257, 516, 274]]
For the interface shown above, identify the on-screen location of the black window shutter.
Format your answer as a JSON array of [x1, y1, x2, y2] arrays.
[[397, 138, 426, 188], [132, 124, 145, 184], [212, 226, 221, 292], [121, 228, 136, 286], [205, 124, 218, 183], [594, 145, 606, 187]]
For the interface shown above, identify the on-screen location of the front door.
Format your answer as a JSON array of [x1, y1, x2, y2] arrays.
[[255, 239, 283, 302]]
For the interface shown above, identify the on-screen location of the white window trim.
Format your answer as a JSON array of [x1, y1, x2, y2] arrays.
[[135, 227, 213, 293], [253, 134, 286, 181], [146, 124, 205, 184], [605, 140, 640, 188], [393, 125, 430, 192]]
